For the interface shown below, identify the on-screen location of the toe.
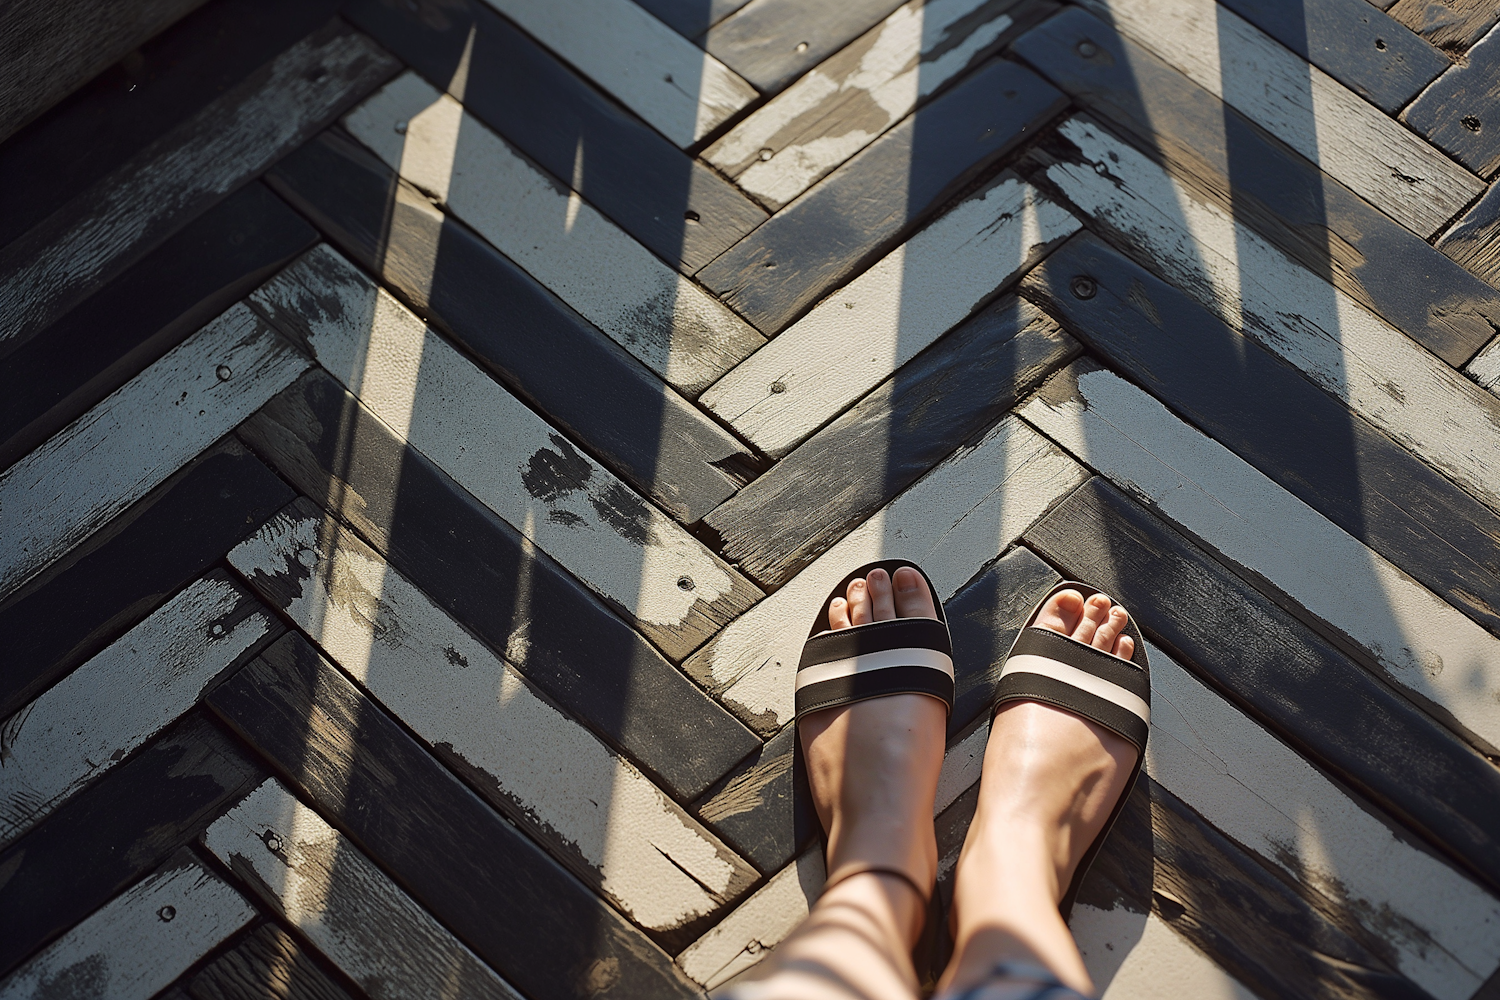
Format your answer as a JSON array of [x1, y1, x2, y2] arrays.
[[1115, 634, 1135, 660], [847, 577, 873, 626], [892, 567, 938, 620], [829, 596, 852, 630], [1091, 605, 1128, 653], [868, 569, 897, 621], [1034, 589, 1085, 635], [1073, 594, 1112, 645]]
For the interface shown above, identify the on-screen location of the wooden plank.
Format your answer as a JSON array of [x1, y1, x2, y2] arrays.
[[0, 572, 274, 850], [1215, 0, 1447, 113], [701, 175, 1079, 456], [0, 302, 307, 602], [265, 134, 757, 523], [228, 500, 760, 948], [0, 0, 207, 145], [1472, 336, 1500, 392], [0, 715, 264, 979], [183, 923, 355, 1000], [479, 0, 756, 147], [703, 0, 908, 92], [343, 0, 767, 273], [634, 0, 753, 37], [1022, 360, 1500, 757], [695, 59, 1069, 334], [204, 778, 523, 1000], [1036, 116, 1500, 529], [206, 634, 705, 1000], [0, 849, 255, 1000], [682, 415, 1086, 734], [1403, 22, 1500, 178], [1438, 178, 1500, 287], [0, 440, 290, 720], [1389, 0, 1500, 52], [0, 20, 397, 353], [703, 296, 1078, 587], [703, 0, 1052, 211], [251, 247, 761, 660], [676, 850, 824, 988], [1011, 6, 1500, 367], [0, 183, 316, 468], [1071, 904, 1260, 1000], [237, 374, 758, 803], [1022, 477, 1500, 895], [1075, 0, 1483, 237], [1020, 232, 1500, 638], [341, 72, 764, 394]]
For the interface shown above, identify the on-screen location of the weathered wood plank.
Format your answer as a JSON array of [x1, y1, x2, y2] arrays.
[[634, 0, 753, 37], [0, 441, 290, 720], [1070, 904, 1260, 1000], [251, 247, 761, 660], [341, 72, 764, 393], [1403, 22, 1500, 178], [479, 0, 755, 147], [1438, 178, 1500, 287], [0, 19, 397, 353], [704, 0, 908, 92], [1022, 360, 1500, 757], [1389, 0, 1500, 52], [703, 0, 1050, 211], [1023, 477, 1500, 895], [1011, 6, 1500, 367], [228, 501, 759, 948], [183, 923, 354, 1000], [1471, 336, 1500, 392], [0, 183, 315, 469], [677, 850, 824, 988], [0, 573, 274, 850], [701, 175, 1078, 456], [704, 297, 1077, 587], [1076, 0, 1483, 236], [0, 303, 307, 602], [683, 415, 1086, 734], [343, 0, 767, 272], [205, 778, 522, 1000], [265, 134, 757, 523], [206, 634, 705, 1000], [1020, 232, 1500, 638], [1036, 116, 1500, 529], [696, 59, 1068, 334], [0, 851, 253, 1000], [237, 373, 758, 802]]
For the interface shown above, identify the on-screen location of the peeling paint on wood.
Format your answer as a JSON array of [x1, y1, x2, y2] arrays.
[[1388, 0, 1500, 53], [1401, 21, 1500, 177], [676, 849, 824, 988], [704, 0, 908, 93], [1438, 179, 1500, 288], [1071, 903, 1261, 1000]]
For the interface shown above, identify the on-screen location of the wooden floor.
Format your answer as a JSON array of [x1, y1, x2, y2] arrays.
[[5, 0, 1500, 996]]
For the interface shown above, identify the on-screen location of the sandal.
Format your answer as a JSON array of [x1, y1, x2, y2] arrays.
[[992, 580, 1151, 918]]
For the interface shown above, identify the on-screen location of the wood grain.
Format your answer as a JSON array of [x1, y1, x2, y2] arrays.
[[184, 923, 354, 1000], [342, 72, 764, 394], [343, 0, 767, 272], [676, 850, 825, 988], [701, 175, 1079, 456], [206, 634, 705, 1000], [1471, 336, 1500, 393], [1389, 0, 1500, 52], [1437, 177, 1500, 287], [634, 0, 753, 37], [696, 58, 1069, 334], [1402, 21, 1500, 177], [704, 0, 908, 92], [1070, 904, 1259, 1000], [265, 132, 758, 523], [1076, 0, 1482, 236]]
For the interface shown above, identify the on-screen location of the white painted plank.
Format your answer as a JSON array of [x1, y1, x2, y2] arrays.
[[228, 503, 757, 936], [703, 0, 1019, 210], [1470, 337, 1500, 395], [0, 302, 307, 601], [1076, 0, 1481, 237], [0, 574, 272, 849], [250, 246, 757, 659], [480, 0, 755, 147], [1043, 117, 1500, 519], [700, 175, 1078, 457], [0, 851, 255, 1000], [1071, 902, 1262, 1000], [683, 415, 1086, 731], [341, 72, 763, 393], [203, 778, 523, 1000], [678, 849, 825, 988]]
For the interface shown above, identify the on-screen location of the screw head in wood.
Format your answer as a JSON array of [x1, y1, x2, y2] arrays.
[[770, 381, 787, 394], [678, 575, 695, 591], [158, 906, 176, 922], [759, 148, 774, 161], [684, 210, 701, 224], [263, 830, 284, 852], [1077, 40, 1098, 58], [216, 365, 232, 381], [1464, 116, 1482, 133], [1374, 37, 1386, 50], [795, 41, 809, 53], [394, 120, 408, 135], [1071, 276, 1097, 299]]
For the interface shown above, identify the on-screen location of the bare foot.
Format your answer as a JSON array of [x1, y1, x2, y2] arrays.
[[937, 590, 1140, 997]]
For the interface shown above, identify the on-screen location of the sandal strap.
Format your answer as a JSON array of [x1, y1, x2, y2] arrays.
[[820, 863, 932, 905], [796, 616, 954, 719], [994, 623, 1150, 752]]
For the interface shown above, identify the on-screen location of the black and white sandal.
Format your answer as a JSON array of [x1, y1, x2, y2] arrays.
[[992, 580, 1151, 917]]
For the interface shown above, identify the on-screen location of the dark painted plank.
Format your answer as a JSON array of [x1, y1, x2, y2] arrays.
[[1439, 178, 1500, 288], [1011, 7, 1500, 367], [0, 714, 264, 978], [1216, 0, 1447, 113], [184, 923, 356, 1000], [207, 634, 703, 1000], [697, 58, 1067, 334], [692, 547, 1059, 873], [265, 131, 758, 524], [0, 439, 292, 720], [1023, 476, 1500, 894], [236, 371, 759, 802], [636, 0, 754, 39], [704, 296, 1078, 588], [1020, 231, 1500, 637], [703, 0, 907, 92], [1389, 0, 1500, 53], [0, 0, 342, 253], [1403, 23, 1500, 178], [343, 0, 767, 273], [0, 183, 315, 468]]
